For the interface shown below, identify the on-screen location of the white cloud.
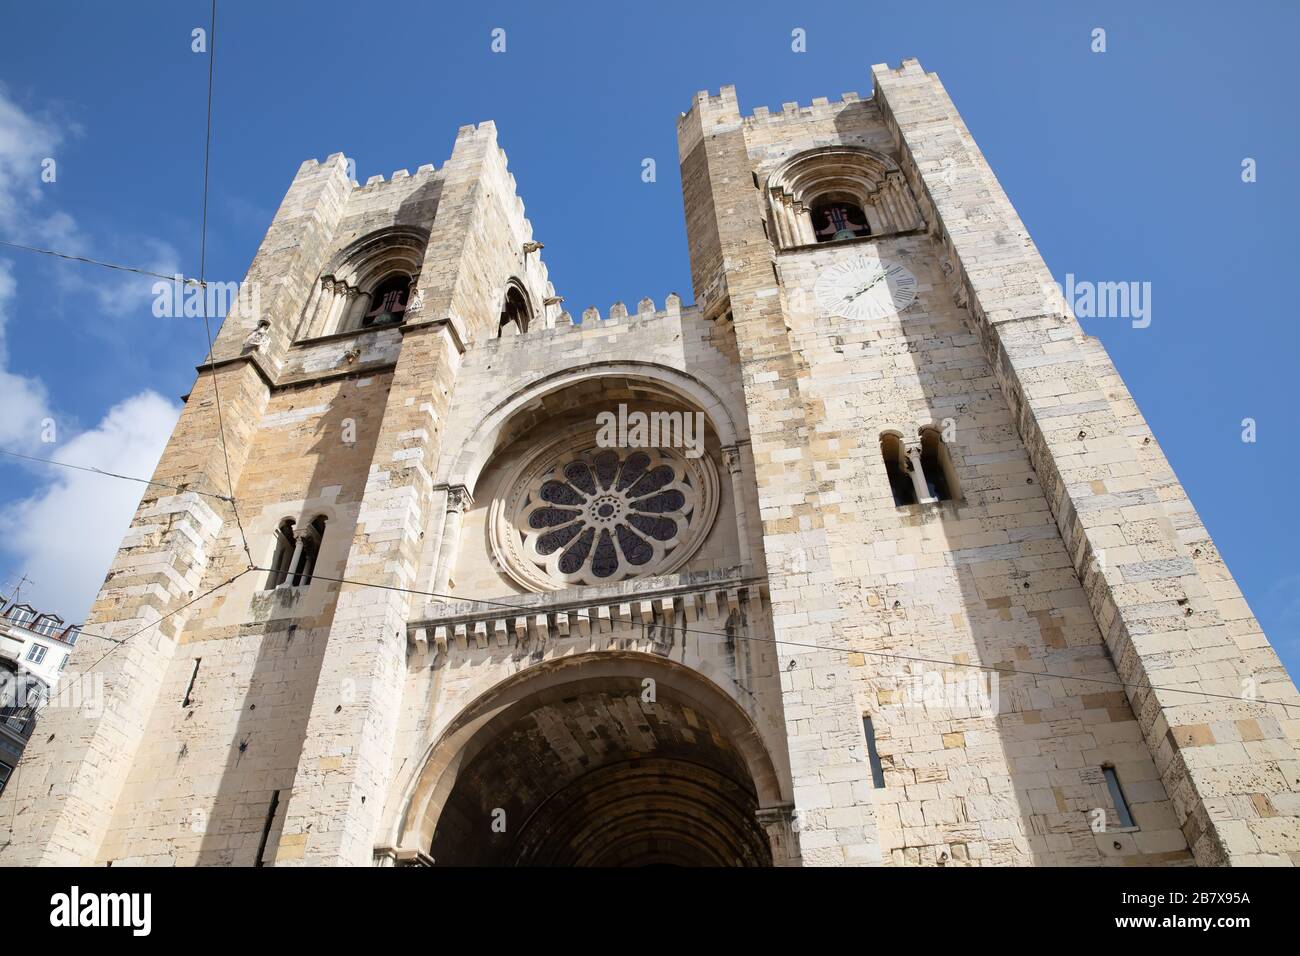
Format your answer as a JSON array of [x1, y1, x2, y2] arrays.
[[1, 391, 180, 622], [0, 87, 183, 621], [0, 259, 53, 451], [0, 86, 64, 236]]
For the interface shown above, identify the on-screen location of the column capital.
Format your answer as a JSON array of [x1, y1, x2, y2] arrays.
[[721, 445, 743, 475], [444, 484, 473, 513]]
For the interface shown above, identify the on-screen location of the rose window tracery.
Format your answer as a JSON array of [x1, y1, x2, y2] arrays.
[[492, 437, 718, 590]]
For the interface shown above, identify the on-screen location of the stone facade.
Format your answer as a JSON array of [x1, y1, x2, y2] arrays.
[[1, 60, 1296, 867]]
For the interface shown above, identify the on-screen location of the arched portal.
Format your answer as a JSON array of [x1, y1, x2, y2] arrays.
[[397, 654, 787, 867]]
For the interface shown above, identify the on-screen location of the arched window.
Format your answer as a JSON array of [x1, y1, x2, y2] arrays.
[[919, 428, 959, 502], [811, 198, 871, 242], [880, 433, 917, 507], [881, 429, 959, 508], [362, 273, 411, 328], [265, 516, 327, 590], [498, 285, 531, 337], [764, 147, 922, 251], [296, 227, 429, 340], [266, 519, 296, 589]]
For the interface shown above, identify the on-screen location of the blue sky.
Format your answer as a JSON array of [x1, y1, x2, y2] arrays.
[[0, 0, 1296, 675]]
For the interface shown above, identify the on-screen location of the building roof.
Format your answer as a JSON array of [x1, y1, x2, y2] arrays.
[[0, 595, 81, 646]]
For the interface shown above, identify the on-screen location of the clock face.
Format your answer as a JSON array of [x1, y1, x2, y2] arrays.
[[814, 256, 918, 321]]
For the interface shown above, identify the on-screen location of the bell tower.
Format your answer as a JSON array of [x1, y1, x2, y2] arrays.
[[0, 120, 562, 866], [676, 60, 1300, 865]]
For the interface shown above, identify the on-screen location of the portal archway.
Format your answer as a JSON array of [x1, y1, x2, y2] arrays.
[[396, 653, 786, 866]]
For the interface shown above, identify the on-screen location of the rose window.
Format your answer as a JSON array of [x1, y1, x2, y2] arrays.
[[493, 439, 718, 590]]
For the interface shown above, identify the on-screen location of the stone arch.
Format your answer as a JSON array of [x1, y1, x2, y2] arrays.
[[388, 652, 788, 864], [321, 225, 429, 283], [496, 277, 533, 337], [916, 422, 961, 502], [765, 146, 922, 248], [297, 226, 430, 338], [440, 361, 743, 493], [428, 362, 751, 593]]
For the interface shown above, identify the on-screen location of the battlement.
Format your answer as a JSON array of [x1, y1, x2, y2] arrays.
[[743, 90, 871, 127], [567, 293, 687, 328], [679, 84, 874, 131], [358, 163, 437, 189]]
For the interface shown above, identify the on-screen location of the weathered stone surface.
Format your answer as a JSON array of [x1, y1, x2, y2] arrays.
[[2, 61, 1294, 868]]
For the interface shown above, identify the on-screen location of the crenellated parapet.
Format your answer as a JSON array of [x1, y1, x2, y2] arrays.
[[565, 292, 685, 329]]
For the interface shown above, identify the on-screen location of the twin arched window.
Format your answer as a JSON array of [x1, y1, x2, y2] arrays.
[[265, 516, 328, 589], [881, 428, 959, 507]]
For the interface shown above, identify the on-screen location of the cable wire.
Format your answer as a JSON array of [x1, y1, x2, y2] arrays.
[[0, 238, 202, 287], [0, 447, 233, 502], [193, 0, 253, 568], [255, 566, 1300, 712]]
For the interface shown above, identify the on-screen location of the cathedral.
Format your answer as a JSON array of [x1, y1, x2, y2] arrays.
[[2, 59, 1297, 867]]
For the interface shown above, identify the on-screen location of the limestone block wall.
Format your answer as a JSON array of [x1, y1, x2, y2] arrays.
[[680, 86, 896, 866], [870, 58, 1300, 864], [673, 78, 1243, 865], [773, 230, 1188, 865], [91, 373, 389, 864], [0, 330, 273, 864]]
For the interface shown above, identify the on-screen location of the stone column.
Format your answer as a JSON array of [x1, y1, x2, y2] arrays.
[[280, 535, 307, 588], [721, 446, 752, 569], [795, 202, 816, 246], [903, 442, 933, 504], [403, 275, 423, 320], [305, 277, 337, 339], [349, 291, 373, 329], [331, 286, 359, 334], [431, 485, 472, 594]]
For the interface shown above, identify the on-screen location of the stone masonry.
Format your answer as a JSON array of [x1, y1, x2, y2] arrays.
[[0, 59, 1295, 867]]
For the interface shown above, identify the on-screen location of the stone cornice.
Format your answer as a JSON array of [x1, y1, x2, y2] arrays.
[[408, 567, 763, 651]]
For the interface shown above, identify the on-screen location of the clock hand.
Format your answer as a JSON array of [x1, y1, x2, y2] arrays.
[[846, 270, 888, 301]]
